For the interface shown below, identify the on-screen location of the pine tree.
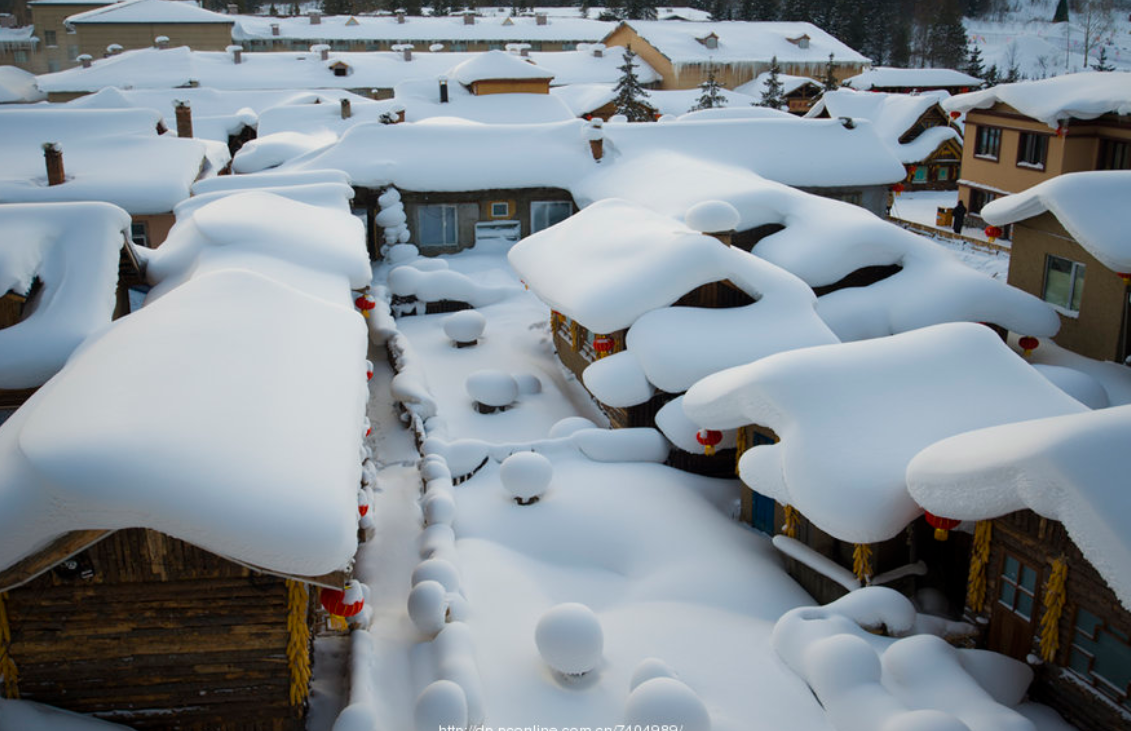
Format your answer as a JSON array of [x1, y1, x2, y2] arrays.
[[430, 0, 451, 16], [1053, 0, 1069, 23], [757, 56, 786, 110], [322, 0, 353, 15], [983, 63, 999, 86], [889, 20, 912, 67], [1094, 46, 1115, 71], [927, 2, 969, 69], [1004, 62, 1021, 83], [750, 0, 778, 20], [823, 53, 838, 91], [613, 47, 653, 122], [963, 42, 985, 80], [690, 65, 724, 111], [625, 0, 657, 20]]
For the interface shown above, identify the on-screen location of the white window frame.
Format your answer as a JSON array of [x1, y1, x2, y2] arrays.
[[417, 204, 458, 248], [490, 201, 509, 218], [1042, 254, 1086, 315], [530, 200, 573, 233]]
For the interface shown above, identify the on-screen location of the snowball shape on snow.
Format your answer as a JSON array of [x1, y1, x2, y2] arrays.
[[386, 243, 419, 265], [332, 702, 380, 731], [446, 593, 470, 622], [423, 491, 456, 527], [421, 459, 451, 483], [535, 602, 603, 675], [465, 370, 518, 408], [549, 416, 597, 439], [685, 200, 740, 234], [624, 677, 711, 731], [514, 373, 542, 395], [414, 679, 468, 731], [376, 206, 407, 229], [443, 310, 487, 345], [500, 451, 553, 503], [377, 187, 401, 207], [407, 580, 448, 636], [630, 658, 678, 691], [419, 522, 456, 558], [411, 557, 461, 593]]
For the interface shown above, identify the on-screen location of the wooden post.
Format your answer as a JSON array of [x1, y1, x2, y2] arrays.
[[43, 143, 64, 186]]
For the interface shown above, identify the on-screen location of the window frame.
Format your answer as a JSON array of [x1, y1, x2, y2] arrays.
[[130, 221, 149, 248], [1067, 606, 1131, 710], [1016, 131, 1050, 170], [973, 125, 1002, 160], [1098, 138, 1131, 171], [530, 200, 573, 233], [1042, 254, 1086, 315], [997, 552, 1040, 621], [416, 204, 459, 248], [489, 201, 510, 218]]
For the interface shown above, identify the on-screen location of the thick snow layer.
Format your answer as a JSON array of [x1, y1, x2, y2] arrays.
[[644, 87, 756, 116], [0, 66, 46, 104], [0, 267, 366, 578], [806, 89, 962, 164], [394, 76, 577, 125], [191, 168, 352, 195], [465, 369, 519, 408], [622, 20, 870, 66], [624, 677, 711, 730], [534, 602, 604, 675], [232, 130, 339, 174], [907, 404, 1131, 609], [66, 86, 259, 144], [254, 93, 404, 138], [944, 71, 1131, 128], [449, 49, 555, 85], [175, 180, 357, 220], [550, 82, 616, 116], [733, 71, 822, 99], [1018, 334, 1131, 407], [388, 265, 518, 308], [66, 0, 232, 25], [232, 12, 611, 43], [499, 451, 553, 501], [842, 67, 983, 90], [0, 107, 211, 214], [683, 323, 1088, 543], [442, 310, 487, 344], [981, 171, 1131, 272], [145, 190, 370, 305], [0, 202, 131, 389]]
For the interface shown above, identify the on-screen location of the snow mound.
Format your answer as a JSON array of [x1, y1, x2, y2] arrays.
[[465, 370, 519, 409], [535, 602, 604, 675], [548, 417, 597, 439], [443, 310, 487, 345], [684, 199, 740, 234], [414, 679, 468, 731], [499, 451, 553, 503], [408, 579, 449, 637], [624, 677, 711, 731]]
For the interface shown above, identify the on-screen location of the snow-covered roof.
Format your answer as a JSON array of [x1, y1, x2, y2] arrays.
[[943, 71, 1131, 129], [0, 190, 371, 582], [0, 107, 214, 213], [611, 20, 870, 67], [0, 66, 46, 104], [394, 76, 574, 124], [0, 201, 131, 389], [549, 82, 616, 116], [733, 71, 821, 98], [907, 404, 1131, 609], [981, 170, 1131, 272], [0, 24, 37, 46], [644, 87, 755, 116], [448, 49, 554, 85], [676, 105, 795, 122], [806, 89, 961, 164], [842, 66, 982, 90], [35, 46, 656, 93], [232, 12, 611, 43], [66, 0, 233, 25], [67, 85, 270, 142], [683, 322, 1088, 544]]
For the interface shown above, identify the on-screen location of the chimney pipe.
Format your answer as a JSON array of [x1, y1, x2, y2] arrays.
[[520, 46, 529, 57], [155, 35, 169, 49], [396, 10, 405, 23], [227, 3, 237, 13], [309, 10, 321, 24], [439, 77, 448, 103], [78, 53, 92, 68], [321, 47, 329, 61], [463, 11, 474, 24], [589, 138, 603, 161], [536, 11, 547, 25], [396, 108, 405, 123], [592, 44, 603, 58], [586, 119, 603, 162], [271, 22, 280, 36], [175, 101, 193, 138], [402, 46, 412, 61], [44, 143, 65, 185], [230, 45, 243, 63], [340, 98, 351, 119]]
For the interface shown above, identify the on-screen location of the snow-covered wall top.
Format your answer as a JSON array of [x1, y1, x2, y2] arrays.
[[618, 20, 870, 66], [232, 13, 611, 43], [907, 404, 1131, 609], [944, 71, 1131, 128], [0, 201, 131, 390], [805, 89, 961, 164], [683, 322, 1089, 544], [36, 46, 657, 93], [66, 0, 233, 25], [448, 49, 554, 85], [981, 170, 1131, 273], [842, 66, 982, 90], [0, 107, 211, 214]]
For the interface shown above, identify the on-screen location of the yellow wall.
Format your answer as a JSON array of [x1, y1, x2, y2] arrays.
[[470, 78, 550, 95], [73, 21, 233, 57], [31, 2, 110, 71]]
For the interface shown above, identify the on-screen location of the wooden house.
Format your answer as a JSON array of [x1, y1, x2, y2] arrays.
[[63, 0, 234, 62], [733, 72, 823, 115], [841, 66, 982, 95], [447, 49, 554, 96], [27, 0, 112, 73]]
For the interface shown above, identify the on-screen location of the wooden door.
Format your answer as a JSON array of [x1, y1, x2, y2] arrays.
[[988, 551, 1042, 660]]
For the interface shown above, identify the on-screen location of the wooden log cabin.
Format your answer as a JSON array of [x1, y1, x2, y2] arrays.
[[0, 529, 342, 730]]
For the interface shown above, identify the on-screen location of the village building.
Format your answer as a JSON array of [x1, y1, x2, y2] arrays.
[[841, 66, 983, 95], [62, 0, 232, 61], [807, 88, 964, 190], [26, 0, 110, 73], [733, 71, 823, 114], [0, 185, 373, 728], [600, 20, 870, 91], [944, 72, 1131, 233], [982, 170, 1131, 364], [0, 23, 40, 73], [447, 48, 554, 96]]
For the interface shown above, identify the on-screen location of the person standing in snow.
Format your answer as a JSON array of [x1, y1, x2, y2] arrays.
[[951, 199, 967, 235]]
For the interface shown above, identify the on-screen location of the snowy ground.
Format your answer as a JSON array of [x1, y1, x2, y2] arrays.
[[889, 190, 1011, 280]]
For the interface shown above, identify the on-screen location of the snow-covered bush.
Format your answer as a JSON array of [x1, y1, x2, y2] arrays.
[[408, 579, 448, 636], [629, 658, 678, 690], [421, 460, 452, 484], [499, 451, 552, 506], [386, 243, 419, 266], [377, 187, 411, 253], [624, 677, 711, 731], [443, 310, 487, 348], [684, 199, 740, 235], [414, 679, 468, 731], [535, 603, 603, 676], [549, 416, 597, 439], [411, 557, 461, 593], [514, 373, 542, 395], [465, 370, 518, 414]]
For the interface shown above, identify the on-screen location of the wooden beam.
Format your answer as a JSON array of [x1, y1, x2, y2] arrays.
[[0, 530, 112, 592]]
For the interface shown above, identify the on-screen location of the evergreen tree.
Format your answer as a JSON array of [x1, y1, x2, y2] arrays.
[[624, 0, 656, 20], [1053, 0, 1069, 23], [823, 52, 838, 91], [983, 63, 999, 86], [322, 0, 353, 15], [757, 56, 786, 110], [612, 47, 653, 122], [750, 0, 778, 20], [1004, 61, 1021, 83], [1094, 46, 1115, 71], [963, 42, 985, 80], [927, 2, 968, 69], [889, 20, 911, 67], [690, 65, 725, 111]]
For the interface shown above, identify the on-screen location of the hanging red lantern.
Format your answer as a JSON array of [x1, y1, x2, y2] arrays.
[[1018, 336, 1039, 357], [1055, 123, 1067, 137], [1117, 272, 1131, 285], [363, 418, 372, 437], [891, 183, 905, 196], [925, 512, 961, 541], [592, 335, 614, 358], [365, 360, 374, 381], [355, 293, 376, 318], [358, 490, 370, 517], [320, 582, 364, 619], [908, 165, 918, 175], [949, 110, 961, 119], [696, 428, 723, 456], [984, 225, 1003, 242]]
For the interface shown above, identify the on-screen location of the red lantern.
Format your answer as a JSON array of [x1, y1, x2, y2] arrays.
[[1018, 335, 1039, 357], [891, 183, 905, 196], [358, 490, 370, 517], [696, 428, 723, 456], [925, 511, 961, 541], [355, 293, 376, 319], [984, 225, 1003, 242], [365, 360, 374, 381], [1055, 123, 1067, 137], [592, 335, 614, 358], [320, 582, 364, 619], [949, 110, 961, 119], [1117, 272, 1131, 285]]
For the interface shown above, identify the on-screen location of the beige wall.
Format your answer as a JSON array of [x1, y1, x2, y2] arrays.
[[73, 21, 233, 57], [471, 78, 550, 95], [31, 2, 107, 71], [1007, 211, 1129, 362], [133, 212, 176, 248]]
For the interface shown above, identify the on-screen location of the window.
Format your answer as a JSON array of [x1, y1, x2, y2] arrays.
[[1098, 138, 1130, 170], [489, 201, 509, 218], [562, 42, 577, 51], [531, 201, 572, 233], [13, 50, 27, 64], [1068, 608, 1131, 710], [44, 29, 57, 47], [974, 125, 1001, 159], [912, 167, 928, 183], [937, 166, 951, 181], [1017, 132, 1049, 169], [450, 42, 468, 51], [67, 45, 79, 61], [998, 554, 1039, 620], [130, 221, 149, 247], [487, 42, 504, 51], [1043, 255, 1086, 313], [968, 187, 996, 214], [47, 60, 60, 73], [417, 205, 458, 247]]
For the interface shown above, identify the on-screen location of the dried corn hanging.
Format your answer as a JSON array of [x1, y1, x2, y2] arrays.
[[1039, 557, 1068, 663], [286, 580, 311, 706], [853, 543, 873, 583], [0, 592, 18, 699], [782, 505, 800, 539], [966, 520, 993, 613]]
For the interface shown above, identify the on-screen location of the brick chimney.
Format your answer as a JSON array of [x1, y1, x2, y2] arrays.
[[586, 119, 603, 162], [395, 10, 405, 23], [175, 101, 193, 138], [229, 44, 243, 63], [43, 143, 65, 186], [309, 10, 321, 24], [535, 12, 547, 25], [78, 53, 92, 68], [227, 3, 237, 13], [155, 35, 169, 49], [591, 44, 603, 58], [463, 11, 475, 24], [340, 98, 351, 119], [107, 43, 123, 55], [271, 22, 280, 36]]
